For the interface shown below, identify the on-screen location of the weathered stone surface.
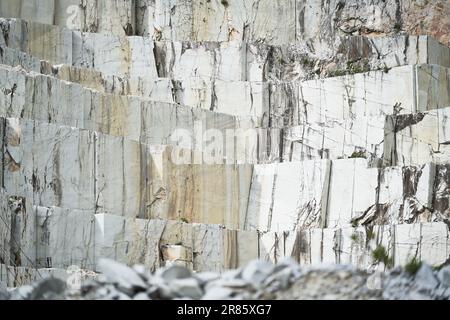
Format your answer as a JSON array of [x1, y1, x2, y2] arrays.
[[2, 1, 449, 47], [0, 193, 36, 269], [3, 118, 96, 212], [326, 159, 378, 228], [2, 18, 449, 82], [95, 134, 150, 218], [137, 0, 450, 46], [94, 214, 258, 273], [0, 192, 12, 267], [0, 263, 70, 288], [161, 245, 193, 269], [148, 148, 253, 228], [385, 107, 450, 166], [287, 222, 450, 268], [0, 0, 136, 37], [2, 62, 450, 147], [1, 0, 449, 297], [98, 258, 147, 293], [0, 0, 56, 26], [94, 214, 164, 271], [282, 116, 386, 164], [246, 160, 331, 232], [35, 206, 95, 270], [9, 258, 450, 300]]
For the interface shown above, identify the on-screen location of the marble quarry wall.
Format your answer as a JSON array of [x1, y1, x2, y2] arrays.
[[0, 1, 449, 288]]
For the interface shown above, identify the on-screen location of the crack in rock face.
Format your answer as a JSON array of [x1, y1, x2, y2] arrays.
[[0, 0, 449, 301]]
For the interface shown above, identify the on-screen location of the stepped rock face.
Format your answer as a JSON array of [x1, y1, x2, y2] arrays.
[[0, 1, 449, 291], [1, 0, 448, 46]]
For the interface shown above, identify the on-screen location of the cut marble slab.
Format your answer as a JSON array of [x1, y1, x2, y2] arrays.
[[283, 222, 449, 269], [94, 133, 151, 219], [433, 164, 450, 219], [5, 63, 450, 170], [298, 65, 449, 123], [0, 191, 12, 267], [246, 160, 331, 233], [2, 58, 450, 131], [1, 1, 448, 47], [2, 118, 96, 213], [0, 65, 252, 152], [94, 214, 259, 273], [0, 0, 136, 37], [1, 18, 449, 82], [326, 159, 379, 228], [282, 115, 386, 163], [384, 107, 450, 166], [0, 263, 69, 288], [0, 192, 36, 269], [35, 206, 95, 270], [137, 0, 450, 46], [147, 148, 253, 229]]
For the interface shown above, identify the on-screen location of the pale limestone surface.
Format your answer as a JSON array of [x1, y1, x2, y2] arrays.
[[0, 1, 449, 290], [287, 222, 450, 268], [35, 206, 95, 270], [2, 1, 449, 46], [2, 18, 449, 82]]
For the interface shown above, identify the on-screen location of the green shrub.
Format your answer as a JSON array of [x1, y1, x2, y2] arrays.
[[372, 245, 394, 268], [350, 233, 359, 242], [180, 217, 189, 223], [404, 258, 422, 275], [366, 229, 376, 240], [349, 150, 366, 159]]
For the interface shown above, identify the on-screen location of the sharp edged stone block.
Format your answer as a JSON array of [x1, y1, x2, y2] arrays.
[[2, 18, 450, 82], [0, 0, 55, 25], [326, 159, 378, 228], [3, 118, 96, 212], [282, 115, 386, 163], [0, 0, 136, 37], [35, 206, 95, 270], [0, 192, 12, 266], [0, 263, 69, 288], [386, 107, 450, 166], [161, 245, 193, 265], [94, 214, 165, 272], [148, 150, 253, 229], [246, 160, 331, 232], [433, 164, 450, 218], [185, 222, 223, 272], [95, 134, 151, 218], [394, 223, 421, 265], [259, 232, 283, 264], [420, 222, 449, 266], [416, 64, 450, 112], [355, 163, 437, 225], [0, 192, 36, 269]]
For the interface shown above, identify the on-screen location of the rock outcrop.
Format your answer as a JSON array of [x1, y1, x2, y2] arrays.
[[0, 0, 449, 299]]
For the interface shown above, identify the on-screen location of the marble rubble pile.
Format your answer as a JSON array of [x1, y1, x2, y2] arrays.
[[2, 258, 450, 300], [0, 0, 449, 299]]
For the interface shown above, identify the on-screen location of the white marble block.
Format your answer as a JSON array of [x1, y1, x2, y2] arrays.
[[95, 134, 150, 218], [246, 160, 331, 232], [326, 159, 378, 228], [35, 206, 95, 270], [2, 118, 96, 212]]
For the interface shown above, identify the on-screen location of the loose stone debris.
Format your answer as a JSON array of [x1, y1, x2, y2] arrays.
[[1, 259, 450, 300]]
